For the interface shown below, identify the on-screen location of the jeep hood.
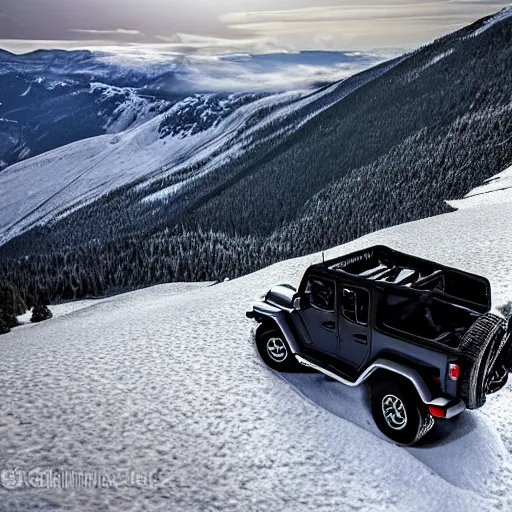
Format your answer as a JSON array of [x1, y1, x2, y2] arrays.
[[265, 284, 297, 310]]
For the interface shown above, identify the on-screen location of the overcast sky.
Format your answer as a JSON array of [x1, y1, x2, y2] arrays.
[[0, 0, 510, 54]]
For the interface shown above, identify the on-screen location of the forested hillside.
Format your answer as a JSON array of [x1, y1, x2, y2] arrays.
[[0, 8, 511, 306]]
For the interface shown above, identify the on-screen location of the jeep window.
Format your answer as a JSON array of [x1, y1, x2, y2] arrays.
[[378, 291, 479, 344], [379, 292, 439, 339], [306, 278, 335, 312], [342, 287, 369, 326]]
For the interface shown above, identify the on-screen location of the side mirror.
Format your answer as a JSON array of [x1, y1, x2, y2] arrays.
[[293, 297, 302, 310]]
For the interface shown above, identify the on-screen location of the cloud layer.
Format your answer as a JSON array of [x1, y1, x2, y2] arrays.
[[220, 1, 512, 49], [0, 0, 510, 54]]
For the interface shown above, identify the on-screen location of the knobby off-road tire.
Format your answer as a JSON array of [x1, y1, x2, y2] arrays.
[[255, 325, 301, 372], [371, 379, 434, 446], [502, 322, 512, 372], [459, 313, 507, 410]]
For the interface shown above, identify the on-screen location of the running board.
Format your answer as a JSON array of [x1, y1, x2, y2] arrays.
[[295, 354, 449, 407], [296, 355, 358, 386]]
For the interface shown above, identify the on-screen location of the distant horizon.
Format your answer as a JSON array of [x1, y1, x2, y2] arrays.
[[0, 41, 413, 58], [0, 1, 509, 56]]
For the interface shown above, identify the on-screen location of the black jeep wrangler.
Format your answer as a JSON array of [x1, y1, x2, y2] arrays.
[[247, 246, 512, 445]]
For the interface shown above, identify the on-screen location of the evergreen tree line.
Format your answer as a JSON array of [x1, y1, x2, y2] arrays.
[[0, 231, 284, 306], [0, 281, 53, 334], [0, 282, 26, 334]]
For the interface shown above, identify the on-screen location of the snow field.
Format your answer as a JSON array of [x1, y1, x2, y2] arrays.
[[2, 188, 512, 510]]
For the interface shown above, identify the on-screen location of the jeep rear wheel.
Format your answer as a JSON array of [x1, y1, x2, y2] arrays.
[[371, 379, 434, 446], [459, 313, 507, 409], [255, 326, 300, 372]]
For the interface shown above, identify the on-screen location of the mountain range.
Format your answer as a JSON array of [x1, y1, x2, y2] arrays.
[[0, 48, 388, 170], [0, 7, 511, 305]]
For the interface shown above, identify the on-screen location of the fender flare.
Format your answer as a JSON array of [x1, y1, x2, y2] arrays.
[[251, 301, 301, 354]]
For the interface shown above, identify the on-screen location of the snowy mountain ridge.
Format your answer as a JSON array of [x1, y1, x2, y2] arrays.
[[0, 90, 299, 243], [0, 47, 389, 170], [472, 5, 512, 36], [0, 55, 401, 246], [157, 93, 269, 139], [90, 82, 168, 134]]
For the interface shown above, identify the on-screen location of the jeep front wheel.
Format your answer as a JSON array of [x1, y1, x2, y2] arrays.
[[371, 379, 434, 446], [255, 326, 299, 372]]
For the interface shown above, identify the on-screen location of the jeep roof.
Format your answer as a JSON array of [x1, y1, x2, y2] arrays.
[[306, 245, 491, 313]]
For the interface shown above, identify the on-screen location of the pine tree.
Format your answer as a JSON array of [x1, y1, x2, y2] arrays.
[[30, 305, 53, 323]]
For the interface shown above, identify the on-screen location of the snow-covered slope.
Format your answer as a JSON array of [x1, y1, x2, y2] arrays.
[[2, 183, 512, 511], [0, 90, 304, 244], [448, 163, 512, 210]]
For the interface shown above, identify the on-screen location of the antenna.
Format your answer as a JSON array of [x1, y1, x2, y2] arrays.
[[322, 252, 325, 264]]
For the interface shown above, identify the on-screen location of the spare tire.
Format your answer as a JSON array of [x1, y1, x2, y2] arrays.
[[503, 318, 512, 372], [503, 333, 512, 372], [459, 313, 507, 409]]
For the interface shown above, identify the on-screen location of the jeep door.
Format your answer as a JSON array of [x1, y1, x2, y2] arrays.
[[337, 286, 371, 368], [294, 276, 338, 355]]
